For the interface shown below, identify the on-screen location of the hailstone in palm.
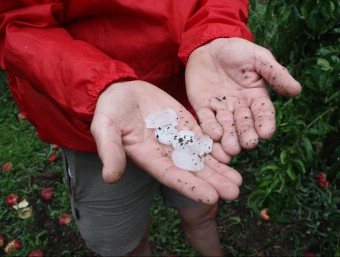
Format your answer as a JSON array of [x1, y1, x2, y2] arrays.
[[145, 108, 212, 172]]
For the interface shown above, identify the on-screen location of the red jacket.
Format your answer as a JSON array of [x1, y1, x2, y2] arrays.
[[0, 0, 252, 152]]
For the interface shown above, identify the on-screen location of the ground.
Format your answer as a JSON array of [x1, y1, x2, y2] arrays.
[[22, 160, 304, 257], [29, 163, 97, 257]]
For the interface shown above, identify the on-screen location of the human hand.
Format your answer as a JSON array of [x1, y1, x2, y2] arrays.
[[185, 38, 302, 160], [91, 80, 243, 204]]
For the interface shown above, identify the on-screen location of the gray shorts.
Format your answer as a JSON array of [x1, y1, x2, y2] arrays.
[[61, 148, 197, 256]]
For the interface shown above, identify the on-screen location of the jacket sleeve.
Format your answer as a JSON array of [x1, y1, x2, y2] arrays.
[[0, 2, 138, 120], [178, 0, 253, 64]]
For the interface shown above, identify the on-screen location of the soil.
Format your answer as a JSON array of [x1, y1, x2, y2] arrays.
[[29, 164, 98, 257]]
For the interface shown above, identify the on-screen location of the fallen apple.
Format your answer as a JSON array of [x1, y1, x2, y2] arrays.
[[41, 187, 54, 201], [58, 213, 72, 225], [318, 180, 330, 188], [260, 208, 270, 221], [18, 206, 33, 219], [0, 234, 6, 248], [28, 249, 44, 257], [6, 193, 20, 207], [13, 199, 33, 219], [315, 171, 327, 182], [4, 239, 20, 253], [2, 162, 12, 171], [48, 153, 60, 162], [17, 112, 26, 119]]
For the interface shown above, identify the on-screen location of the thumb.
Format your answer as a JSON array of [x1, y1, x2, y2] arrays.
[[91, 113, 126, 184], [254, 47, 302, 96]]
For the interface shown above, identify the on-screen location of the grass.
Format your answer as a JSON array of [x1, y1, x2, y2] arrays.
[[0, 70, 89, 256]]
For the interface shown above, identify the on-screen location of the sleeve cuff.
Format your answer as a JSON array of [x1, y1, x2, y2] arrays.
[[87, 71, 138, 115], [178, 23, 253, 65]]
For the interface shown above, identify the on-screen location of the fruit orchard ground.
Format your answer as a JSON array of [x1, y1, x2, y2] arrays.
[[21, 161, 302, 257]]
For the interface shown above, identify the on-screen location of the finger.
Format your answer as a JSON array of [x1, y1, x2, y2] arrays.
[[149, 158, 219, 204], [196, 107, 223, 141], [195, 161, 241, 201], [254, 47, 302, 96], [216, 109, 241, 156], [234, 101, 259, 149], [91, 113, 126, 184], [204, 156, 242, 186], [210, 142, 232, 164], [251, 96, 276, 139]]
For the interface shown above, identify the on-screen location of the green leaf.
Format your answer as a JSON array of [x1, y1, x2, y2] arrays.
[[286, 163, 297, 181], [227, 216, 242, 225], [291, 158, 306, 174], [316, 45, 340, 56], [260, 163, 279, 173], [280, 150, 287, 164], [301, 136, 313, 162], [317, 58, 333, 71]]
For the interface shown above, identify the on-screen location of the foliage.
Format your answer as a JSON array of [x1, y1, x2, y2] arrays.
[[238, 0, 340, 255], [150, 193, 197, 256]]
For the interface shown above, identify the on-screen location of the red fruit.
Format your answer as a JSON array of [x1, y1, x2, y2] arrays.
[[17, 112, 27, 119], [0, 234, 6, 248], [4, 239, 20, 253], [28, 249, 44, 257], [260, 208, 270, 221], [304, 252, 316, 257], [318, 180, 330, 188], [6, 193, 20, 206], [48, 153, 60, 162], [40, 187, 54, 201], [58, 213, 72, 225], [2, 162, 12, 171], [315, 172, 327, 182]]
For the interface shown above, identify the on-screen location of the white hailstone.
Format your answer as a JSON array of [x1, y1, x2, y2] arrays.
[[145, 108, 213, 172], [145, 108, 178, 128], [172, 148, 204, 172], [197, 135, 213, 156], [155, 125, 178, 145], [171, 130, 197, 149]]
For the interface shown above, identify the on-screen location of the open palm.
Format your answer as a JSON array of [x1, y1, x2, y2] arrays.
[[185, 38, 302, 158], [91, 81, 243, 204]]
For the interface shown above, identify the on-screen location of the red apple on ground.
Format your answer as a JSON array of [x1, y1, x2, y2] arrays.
[[6, 194, 20, 207], [0, 234, 6, 248], [315, 171, 327, 182], [58, 213, 72, 225], [28, 249, 44, 257], [4, 239, 20, 253], [41, 187, 54, 201], [260, 208, 270, 221], [318, 180, 330, 188], [17, 112, 26, 119], [48, 153, 60, 162], [1, 162, 13, 171], [2, 162, 12, 171]]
